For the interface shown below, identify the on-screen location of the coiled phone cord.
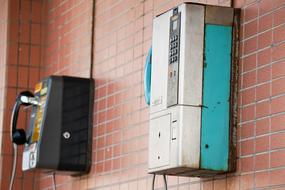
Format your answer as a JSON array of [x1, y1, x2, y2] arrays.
[[9, 144, 17, 190], [9, 101, 19, 190], [151, 174, 168, 190]]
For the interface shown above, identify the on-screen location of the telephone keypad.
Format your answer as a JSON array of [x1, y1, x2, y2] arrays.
[[169, 35, 179, 64], [167, 10, 181, 107]]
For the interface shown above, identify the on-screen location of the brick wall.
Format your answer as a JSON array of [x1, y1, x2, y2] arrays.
[[237, 0, 285, 189], [43, 0, 93, 77], [0, 0, 46, 189], [1, 0, 285, 190]]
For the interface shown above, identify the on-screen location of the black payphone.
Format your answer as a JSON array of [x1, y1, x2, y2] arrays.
[[11, 76, 94, 176]]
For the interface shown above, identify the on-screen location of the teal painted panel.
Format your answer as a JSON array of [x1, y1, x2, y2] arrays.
[[201, 24, 232, 171]]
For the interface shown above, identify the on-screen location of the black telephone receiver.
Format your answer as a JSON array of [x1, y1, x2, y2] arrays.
[[11, 91, 38, 145]]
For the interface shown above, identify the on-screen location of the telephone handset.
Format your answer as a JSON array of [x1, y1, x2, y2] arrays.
[[11, 91, 39, 145], [144, 47, 152, 106]]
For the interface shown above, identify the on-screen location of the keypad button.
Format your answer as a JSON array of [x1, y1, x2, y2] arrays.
[[174, 35, 178, 41]]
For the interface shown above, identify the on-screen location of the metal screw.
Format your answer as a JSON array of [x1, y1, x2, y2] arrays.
[[63, 132, 71, 139]]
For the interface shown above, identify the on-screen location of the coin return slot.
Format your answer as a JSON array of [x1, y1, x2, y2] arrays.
[[172, 120, 178, 140]]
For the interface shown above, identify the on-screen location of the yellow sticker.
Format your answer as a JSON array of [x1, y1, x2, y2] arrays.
[[35, 82, 42, 93], [32, 111, 42, 142], [31, 99, 45, 142]]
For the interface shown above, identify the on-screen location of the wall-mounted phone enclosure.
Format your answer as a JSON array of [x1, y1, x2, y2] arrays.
[[22, 76, 94, 175], [149, 3, 239, 177]]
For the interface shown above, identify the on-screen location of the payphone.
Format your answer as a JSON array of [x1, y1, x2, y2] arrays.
[[145, 3, 240, 177], [11, 76, 94, 174]]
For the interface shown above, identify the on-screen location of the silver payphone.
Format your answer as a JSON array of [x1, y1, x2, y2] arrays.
[[146, 3, 240, 177]]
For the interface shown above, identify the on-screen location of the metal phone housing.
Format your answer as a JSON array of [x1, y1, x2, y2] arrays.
[[149, 3, 239, 177], [22, 76, 94, 175]]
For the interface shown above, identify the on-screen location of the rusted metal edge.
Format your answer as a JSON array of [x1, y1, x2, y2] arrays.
[[228, 8, 241, 173]]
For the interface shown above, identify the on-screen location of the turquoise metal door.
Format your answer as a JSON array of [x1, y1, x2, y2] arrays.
[[201, 24, 233, 171]]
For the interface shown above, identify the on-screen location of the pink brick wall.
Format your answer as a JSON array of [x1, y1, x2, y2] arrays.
[[43, 0, 93, 77], [0, 0, 46, 189], [1, 0, 285, 189], [237, 0, 285, 189]]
